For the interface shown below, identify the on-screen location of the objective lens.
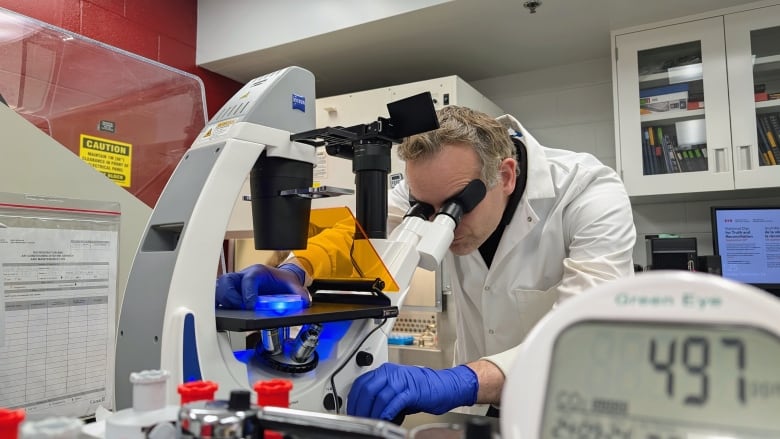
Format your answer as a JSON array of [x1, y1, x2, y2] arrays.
[[292, 323, 323, 363], [260, 328, 284, 355]]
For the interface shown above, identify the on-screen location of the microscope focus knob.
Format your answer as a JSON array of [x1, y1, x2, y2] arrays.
[[323, 393, 343, 412], [355, 351, 374, 367]]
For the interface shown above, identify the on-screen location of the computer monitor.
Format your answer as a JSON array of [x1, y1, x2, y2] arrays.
[[711, 206, 780, 295]]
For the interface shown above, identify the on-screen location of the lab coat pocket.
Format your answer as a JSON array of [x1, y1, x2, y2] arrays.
[[509, 287, 557, 343]]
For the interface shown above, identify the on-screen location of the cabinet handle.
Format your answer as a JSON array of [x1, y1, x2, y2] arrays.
[[713, 147, 730, 173], [736, 145, 753, 171]]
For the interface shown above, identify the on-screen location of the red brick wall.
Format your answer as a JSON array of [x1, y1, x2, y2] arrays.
[[0, 0, 242, 118]]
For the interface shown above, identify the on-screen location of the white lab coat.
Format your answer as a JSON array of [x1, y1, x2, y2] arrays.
[[387, 115, 636, 379]]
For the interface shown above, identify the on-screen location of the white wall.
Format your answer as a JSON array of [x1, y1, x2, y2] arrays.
[[472, 58, 780, 268]]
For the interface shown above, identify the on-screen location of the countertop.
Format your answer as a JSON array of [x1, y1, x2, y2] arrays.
[[401, 411, 500, 438]]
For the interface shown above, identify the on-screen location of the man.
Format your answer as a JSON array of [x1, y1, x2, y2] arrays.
[[216, 105, 636, 420]]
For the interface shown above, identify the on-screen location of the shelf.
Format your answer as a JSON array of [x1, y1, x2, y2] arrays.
[[639, 63, 702, 84], [755, 54, 780, 65], [641, 109, 705, 123], [755, 100, 780, 110], [639, 55, 780, 81]]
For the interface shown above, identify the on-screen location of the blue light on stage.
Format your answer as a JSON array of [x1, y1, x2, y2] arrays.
[[234, 349, 253, 364], [312, 320, 351, 361], [233, 321, 353, 364], [255, 294, 304, 314]]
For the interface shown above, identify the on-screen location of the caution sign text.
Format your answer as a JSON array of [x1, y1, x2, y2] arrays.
[[79, 134, 132, 187]]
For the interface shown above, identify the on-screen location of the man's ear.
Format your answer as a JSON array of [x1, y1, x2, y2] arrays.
[[500, 158, 517, 195]]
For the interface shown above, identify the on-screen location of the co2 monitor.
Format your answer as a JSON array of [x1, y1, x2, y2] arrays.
[[711, 206, 780, 295]]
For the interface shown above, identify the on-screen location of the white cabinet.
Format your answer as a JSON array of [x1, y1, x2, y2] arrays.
[[612, 2, 780, 197], [726, 5, 780, 189]]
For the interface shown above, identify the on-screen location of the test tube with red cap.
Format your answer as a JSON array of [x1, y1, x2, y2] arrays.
[[254, 379, 293, 439], [254, 379, 293, 407], [178, 380, 219, 404], [177, 380, 218, 435], [0, 408, 25, 439]]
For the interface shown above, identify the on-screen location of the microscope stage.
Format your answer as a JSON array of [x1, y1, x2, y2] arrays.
[[215, 301, 398, 332]]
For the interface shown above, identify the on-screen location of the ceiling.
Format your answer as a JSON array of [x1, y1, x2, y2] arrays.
[[201, 0, 763, 97]]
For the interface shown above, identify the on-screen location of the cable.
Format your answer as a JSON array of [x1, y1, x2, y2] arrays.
[[349, 236, 366, 277], [328, 318, 387, 414]]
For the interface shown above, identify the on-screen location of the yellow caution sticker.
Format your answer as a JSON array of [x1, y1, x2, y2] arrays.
[[79, 134, 132, 187], [214, 118, 236, 136]]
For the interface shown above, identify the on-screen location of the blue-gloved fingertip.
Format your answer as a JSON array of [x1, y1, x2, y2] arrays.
[[215, 272, 244, 309]]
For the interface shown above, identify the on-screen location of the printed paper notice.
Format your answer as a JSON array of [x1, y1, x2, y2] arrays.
[[0, 227, 117, 417]]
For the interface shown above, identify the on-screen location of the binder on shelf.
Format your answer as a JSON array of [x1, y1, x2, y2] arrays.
[[660, 130, 680, 173], [642, 130, 652, 175], [647, 126, 666, 174], [675, 147, 688, 172], [641, 122, 714, 175], [693, 147, 707, 171], [757, 126, 775, 166], [642, 123, 699, 175], [766, 113, 780, 164], [757, 114, 780, 166], [681, 149, 692, 171]]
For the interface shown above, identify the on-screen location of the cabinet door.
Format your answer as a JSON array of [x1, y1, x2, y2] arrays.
[[726, 4, 780, 189], [615, 17, 734, 196]]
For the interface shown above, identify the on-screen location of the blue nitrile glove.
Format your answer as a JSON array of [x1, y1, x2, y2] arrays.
[[215, 263, 310, 310], [346, 363, 478, 420]]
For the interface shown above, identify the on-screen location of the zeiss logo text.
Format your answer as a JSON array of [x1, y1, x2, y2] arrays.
[[292, 94, 306, 112]]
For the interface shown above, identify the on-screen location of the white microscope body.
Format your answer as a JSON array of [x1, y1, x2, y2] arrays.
[[114, 66, 453, 415]]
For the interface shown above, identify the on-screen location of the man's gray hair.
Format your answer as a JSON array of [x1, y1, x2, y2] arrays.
[[397, 106, 516, 187]]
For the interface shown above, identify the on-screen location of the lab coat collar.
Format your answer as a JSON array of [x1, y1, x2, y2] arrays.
[[486, 115, 555, 273], [496, 114, 556, 200]]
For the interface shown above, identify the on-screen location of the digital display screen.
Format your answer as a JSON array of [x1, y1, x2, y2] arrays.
[[712, 207, 780, 289], [541, 321, 780, 438]]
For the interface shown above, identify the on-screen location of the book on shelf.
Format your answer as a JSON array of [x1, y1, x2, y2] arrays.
[[640, 83, 689, 114], [687, 100, 704, 110]]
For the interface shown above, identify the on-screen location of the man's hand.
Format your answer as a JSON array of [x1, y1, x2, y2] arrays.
[[215, 264, 310, 310], [346, 363, 478, 420]]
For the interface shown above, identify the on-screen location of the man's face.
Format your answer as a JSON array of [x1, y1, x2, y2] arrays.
[[405, 143, 516, 256]]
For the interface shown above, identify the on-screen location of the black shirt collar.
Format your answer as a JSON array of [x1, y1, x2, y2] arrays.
[[478, 136, 528, 267]]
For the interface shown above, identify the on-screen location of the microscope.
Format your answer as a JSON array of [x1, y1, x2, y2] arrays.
[[114, 66, 479, 416]]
